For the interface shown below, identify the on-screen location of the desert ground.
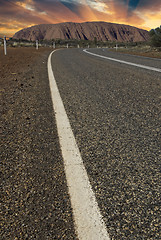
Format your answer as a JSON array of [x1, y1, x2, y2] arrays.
[[1, 47, 77, 239], [113, 46, 161, 59]]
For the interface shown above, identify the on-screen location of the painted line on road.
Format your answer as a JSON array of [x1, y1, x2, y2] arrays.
[[83, 49, 161, 73], [48, 50, 110, 240]]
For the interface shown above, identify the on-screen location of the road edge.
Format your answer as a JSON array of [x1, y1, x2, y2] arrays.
[[47, 50, 110, 240], [83, 49, 161, 73]]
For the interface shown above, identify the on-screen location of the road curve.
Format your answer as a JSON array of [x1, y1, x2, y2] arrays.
[[48, 50, 110, 240], [83, 49, 161, 72], [50, 48, 161, 240]]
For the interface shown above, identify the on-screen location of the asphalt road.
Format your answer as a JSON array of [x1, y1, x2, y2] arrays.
[[51, 48, 161, 240]]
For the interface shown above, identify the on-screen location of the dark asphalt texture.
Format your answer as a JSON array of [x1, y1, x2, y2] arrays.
[[1, 49, 77, 239], [87, 48, 161, 69], [52, 48, 161, 240]]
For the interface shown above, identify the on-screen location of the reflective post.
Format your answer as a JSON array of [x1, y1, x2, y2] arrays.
[[36, 40, 38, 50], [4, 36, 7, 55]]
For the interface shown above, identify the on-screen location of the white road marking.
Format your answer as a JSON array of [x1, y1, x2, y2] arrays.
[[48, 50, 110, 240], [83, 49, 161, 73]]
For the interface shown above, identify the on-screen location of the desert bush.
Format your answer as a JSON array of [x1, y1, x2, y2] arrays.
[[149, 26, 161, 47]]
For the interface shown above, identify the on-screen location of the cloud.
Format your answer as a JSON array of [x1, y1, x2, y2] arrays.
[[0, 0, 161, 36], [89, 0, 161, 29], [0, 0, 82, 36]]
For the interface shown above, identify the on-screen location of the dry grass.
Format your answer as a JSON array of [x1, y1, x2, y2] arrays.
[[112, 45, 161, 59]]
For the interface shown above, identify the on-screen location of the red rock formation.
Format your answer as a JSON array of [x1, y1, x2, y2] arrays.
[[13, 22, 149, 42]]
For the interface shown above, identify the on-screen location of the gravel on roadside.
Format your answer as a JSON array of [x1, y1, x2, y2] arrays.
[[0, 47, 77, 240]]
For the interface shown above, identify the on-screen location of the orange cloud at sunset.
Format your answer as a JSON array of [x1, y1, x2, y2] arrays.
[[0, 0, 161, 37]]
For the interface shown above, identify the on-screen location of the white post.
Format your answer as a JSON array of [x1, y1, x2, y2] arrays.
[[116, 44, 118, 51], [77, 44, 80, 48], [36, 40, 38, 50], [67, 43, 68, 48], [88, 44, 89, 48], [4, 36, 7, 55], [53, 42, 55, 48]]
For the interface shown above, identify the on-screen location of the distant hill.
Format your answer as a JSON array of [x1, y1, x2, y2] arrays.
[[13, 22, 149, 42]]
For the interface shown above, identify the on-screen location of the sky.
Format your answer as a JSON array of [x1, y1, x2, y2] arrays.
[[0, 0, 161, 37]]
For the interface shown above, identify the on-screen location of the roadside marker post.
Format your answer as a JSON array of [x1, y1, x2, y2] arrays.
[[77, 44, 80, 48], [4, 36, 7, 55], [53, 42, 55, 48], [67, 43, 68, 48], [36, 40, 38, 50], [116, 44, 118, 51]]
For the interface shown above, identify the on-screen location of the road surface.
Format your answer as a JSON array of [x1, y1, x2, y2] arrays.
[[50, 48, 161, 240]]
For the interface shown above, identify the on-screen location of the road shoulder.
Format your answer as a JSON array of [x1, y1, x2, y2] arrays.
[[1, 47, 77, 239]]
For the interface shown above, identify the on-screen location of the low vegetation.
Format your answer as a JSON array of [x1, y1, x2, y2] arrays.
[[0, 37, 151, 49], [0, 26, 160, 59], [149, 26, 161, 47]]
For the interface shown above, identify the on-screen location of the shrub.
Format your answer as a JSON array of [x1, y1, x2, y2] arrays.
[[149, 26, 161, 47]]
